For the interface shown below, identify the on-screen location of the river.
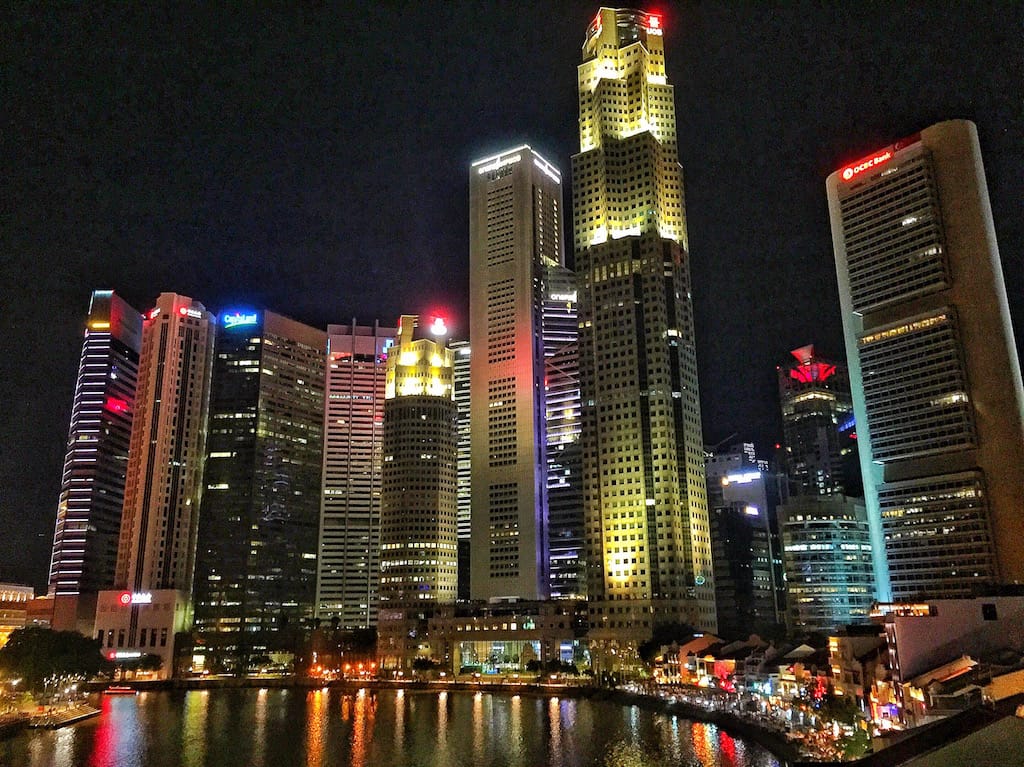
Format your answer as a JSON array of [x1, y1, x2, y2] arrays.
[[3, 688, 782, 767]]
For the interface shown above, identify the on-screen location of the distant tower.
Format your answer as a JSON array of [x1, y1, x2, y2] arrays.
[[48, 290, 142, 634], [777, 345, 856, 497], [377, 315, 458, 670], [192, 309, 326, 672], [469, 144, 564, 601], [315, 320, 397, 628], [573, 8, 714, 655], [95, 293, 215, 678], [828, 120, 1024, 601]]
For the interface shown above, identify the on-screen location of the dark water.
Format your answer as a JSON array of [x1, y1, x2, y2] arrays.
[[3, 688, 782, 767]]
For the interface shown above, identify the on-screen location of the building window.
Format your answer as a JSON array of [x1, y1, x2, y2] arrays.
[[982, 603, 997, 621]]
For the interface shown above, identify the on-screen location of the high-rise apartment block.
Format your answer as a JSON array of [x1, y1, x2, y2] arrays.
[[778, 345, 857, 497], [377, 316, 458, 668], [315, 320, 397, 628], [469, 145, 564, 601], [95, 293, 215, 677], [47, 291, 142, 634], [192, 309, 325, 672], [829, 120, 1024, 601], [572, 8, 714, 644]]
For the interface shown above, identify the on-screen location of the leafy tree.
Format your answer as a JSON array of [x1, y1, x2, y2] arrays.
[[0, 627, 111, 690], [412, 657, 441, 672]]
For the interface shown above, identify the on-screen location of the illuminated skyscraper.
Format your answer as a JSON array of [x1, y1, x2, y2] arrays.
[[469, 145, 564, 601], [777, 345, 857, 497], [572, 8, 715, 651], [828, 119, 1024, 601], [315, 320, 396, 628], [95, 293, 215, 677], [47, 290, 142, 634], [377, 316, 458, 669], [450, 339, 472, 600], [192, 309, 326, 672], [543, 267, 584, 599]]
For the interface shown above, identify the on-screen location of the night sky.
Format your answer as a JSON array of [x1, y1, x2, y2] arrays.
[[3, 3, 1022, 589]]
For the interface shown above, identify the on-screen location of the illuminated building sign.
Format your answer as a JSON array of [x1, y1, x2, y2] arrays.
[[105, 397, 129, 414], [113, 651, 142, 660], [722, 471, 761, 486], [841, 148, 893, 181], [646, 14, 663, 35], [223, 311, 259, 329], [429, 317, 448, 336], [145, 308, 161, 321], [178, 306, 203, 319], [118, 591, 153, 606]]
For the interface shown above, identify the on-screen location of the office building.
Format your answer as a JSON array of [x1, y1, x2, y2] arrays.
[[469, 144, 563, 601], [705, 445, 785, 638], [94, 293, 215, 678], [572, 8, 715, 650], [544, 266, 584, 599], [315, 320, 397, 628], [828, 120, 1024, 601], [377, 315, 458, 669], [778, 345, 857, 497], [450, 339, 472, 600], [47, 291, 142, 634], [778, 495, 874, 633], [192, 309, 326, 672]]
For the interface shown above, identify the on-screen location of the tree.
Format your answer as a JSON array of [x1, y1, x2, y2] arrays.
[[637, 622, 697, 664], [0, 627, 112, 691]]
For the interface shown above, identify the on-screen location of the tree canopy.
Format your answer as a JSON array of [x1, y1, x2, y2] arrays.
[[0, 627, 111, 690]]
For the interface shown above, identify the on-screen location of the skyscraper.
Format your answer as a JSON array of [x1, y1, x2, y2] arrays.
[[778, 345, 856, 497], [828, 120, 1024, 601], [377, 315, 458, 669], [469, 144, 564, 601], [572, 8, 715, 650], [450, 339, 473, 600], [315, 320, 397, 628], [192, 309, 326, 672], [543, 267, 584, 599], [95, 293, 215, 678], [778, 495, 874, 633], [47, 290, 142, 634]]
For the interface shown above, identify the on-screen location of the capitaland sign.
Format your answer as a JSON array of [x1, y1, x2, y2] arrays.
[[223, 311, 259, 329], [841, 149, 893, 181]]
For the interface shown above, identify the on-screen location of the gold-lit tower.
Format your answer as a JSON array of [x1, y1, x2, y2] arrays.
[[573, 8, 715, 660]]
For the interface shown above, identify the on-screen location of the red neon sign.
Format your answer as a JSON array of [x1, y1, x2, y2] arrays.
[[841, 148, 893, 181], [105, 397, 129, 414], [648, 14, 661, 29], [118, 592, 132, 606]]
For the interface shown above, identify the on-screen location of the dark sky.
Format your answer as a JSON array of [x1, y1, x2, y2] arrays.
[[3, 3, 1022, 589]]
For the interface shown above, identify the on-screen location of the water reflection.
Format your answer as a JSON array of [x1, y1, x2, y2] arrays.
[[4, 689, 780, 767]]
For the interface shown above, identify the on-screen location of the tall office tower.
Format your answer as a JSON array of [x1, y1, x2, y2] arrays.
[[705, 445, 786, 639], [828, 120, 1024, 601], [544, 266, 585, 599], [315, 320, 397, 628], [778, 345, 855, 497], [47, 291, 142, 634], [469, 144, 564, 601], [377, 315, 458, 669], [450, 339, 473, 601], [192, 309, 326, 672], [94, 293, 215, 678], [777, 496, 875, 633], [572, 8, 714, 649]]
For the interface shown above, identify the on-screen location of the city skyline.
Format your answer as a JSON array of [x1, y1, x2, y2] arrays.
[[4, 3, 1023, 588]]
